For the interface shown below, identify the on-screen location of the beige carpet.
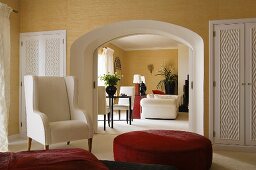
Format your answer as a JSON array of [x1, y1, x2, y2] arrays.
[[8, 112, 256, 170]]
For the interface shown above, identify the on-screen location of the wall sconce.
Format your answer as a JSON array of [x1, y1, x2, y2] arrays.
[[147, 64, 154, 74]]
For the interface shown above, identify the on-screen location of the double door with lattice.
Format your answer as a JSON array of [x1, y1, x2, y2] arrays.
[[213, 22, 256, 146], [19, 30, 66, 134]]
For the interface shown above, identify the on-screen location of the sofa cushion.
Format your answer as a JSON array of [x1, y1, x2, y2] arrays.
[[0, 148, 109, 170], [154, 94, 177, 100], [146, 94, 154, 98], [154, 95, 181, 108], [152, 90, 165, 94]]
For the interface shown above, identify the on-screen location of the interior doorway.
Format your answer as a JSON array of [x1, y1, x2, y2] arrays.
[[70, 20, 204, 135], [96, 36, 190, 132]]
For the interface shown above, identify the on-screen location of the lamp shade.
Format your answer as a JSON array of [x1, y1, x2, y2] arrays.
[[140, 76, 146, 84], [133, 74, 141, 83]]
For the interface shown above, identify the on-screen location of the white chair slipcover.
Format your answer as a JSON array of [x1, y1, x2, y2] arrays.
[[24, 75, 93, 151]]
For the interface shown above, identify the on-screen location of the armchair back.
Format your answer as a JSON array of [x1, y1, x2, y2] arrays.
[[36, 77, 70, 122]]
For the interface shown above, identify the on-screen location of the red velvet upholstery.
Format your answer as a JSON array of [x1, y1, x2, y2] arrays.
[[114, 130, 212, 170], [152, 90, 165, 94], [0, 148, 108, 170]]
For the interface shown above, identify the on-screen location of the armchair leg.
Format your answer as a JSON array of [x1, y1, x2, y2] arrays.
[[45, 145, 49, 150], [67, 141, 70, 145], [88, 138, 93, 152], [27, 137, 32, 151]]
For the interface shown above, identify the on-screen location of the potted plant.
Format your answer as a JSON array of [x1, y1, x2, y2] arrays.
[[100, 72, 121, 96], [156, 65, 178, 95]]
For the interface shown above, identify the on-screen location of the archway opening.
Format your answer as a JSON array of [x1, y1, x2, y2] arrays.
[[70, 20, 204, 135]]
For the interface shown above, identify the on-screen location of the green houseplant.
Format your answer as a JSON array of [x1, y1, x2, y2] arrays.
[[100, 72, 121, 96], [156, 65, 178, 94]]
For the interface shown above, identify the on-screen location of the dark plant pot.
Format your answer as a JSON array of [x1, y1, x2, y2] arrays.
[[165, 81, 175, 95], [106, 85, 117, 97]]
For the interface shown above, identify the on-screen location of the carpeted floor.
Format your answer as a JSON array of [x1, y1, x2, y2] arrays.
[[8, 112, 256, 170]]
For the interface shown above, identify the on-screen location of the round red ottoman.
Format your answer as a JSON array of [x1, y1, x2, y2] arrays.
[[113, 130, 212, 170]]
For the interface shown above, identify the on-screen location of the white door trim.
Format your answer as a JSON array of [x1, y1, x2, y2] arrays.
[[70, 20, 204, 135]]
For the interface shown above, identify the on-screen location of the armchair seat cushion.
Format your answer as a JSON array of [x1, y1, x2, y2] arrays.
[[113, 104, 129, 110], [50, 120, 89, 143]]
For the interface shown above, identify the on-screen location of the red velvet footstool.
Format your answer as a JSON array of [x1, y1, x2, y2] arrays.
[[113, 130, 212, 170], [0, 148, 108, 170]]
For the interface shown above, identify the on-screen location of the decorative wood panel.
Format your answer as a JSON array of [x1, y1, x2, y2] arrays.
[[219, 28, 240, 140], [45, 38, 61, 76], [251, 27, 256, 141], [24, 39, 39, 75], [20, 30, 66, 134]]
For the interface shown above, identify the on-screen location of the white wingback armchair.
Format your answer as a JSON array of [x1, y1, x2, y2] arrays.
[[24, 75, 93, 151]]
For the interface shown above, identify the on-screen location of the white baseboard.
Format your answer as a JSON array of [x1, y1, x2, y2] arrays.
[[213, 144, 256, 152], [8, 133, 26, 142]]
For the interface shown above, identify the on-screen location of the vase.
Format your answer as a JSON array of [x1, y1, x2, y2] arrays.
[[165, 81, 175, 95], [106, 85, 117, 97]]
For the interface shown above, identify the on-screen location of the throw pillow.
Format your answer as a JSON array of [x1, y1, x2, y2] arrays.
[[152, 90, 165, 95], [154, 94, 177, 100], [147, 94, 154, 98]]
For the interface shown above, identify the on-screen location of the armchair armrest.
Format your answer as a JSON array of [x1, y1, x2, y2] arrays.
[[26, 110, 50, 145], [71, 108, 93, 138]]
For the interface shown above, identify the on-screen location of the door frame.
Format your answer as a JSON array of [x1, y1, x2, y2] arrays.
[[209, 18, 256, 142], [70, 20, 205, 135]]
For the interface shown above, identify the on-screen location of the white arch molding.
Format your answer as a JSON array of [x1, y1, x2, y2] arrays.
[[70, 20, 204, 135]]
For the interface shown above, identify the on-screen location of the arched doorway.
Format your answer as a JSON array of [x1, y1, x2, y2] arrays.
[[70, 20, 204, 135]]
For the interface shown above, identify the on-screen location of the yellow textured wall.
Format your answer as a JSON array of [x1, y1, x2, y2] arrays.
[[123, 49, 178, 94], [97, 44, 178, 95], [12, 0, 256, 136], [0, 0, 20, 135]]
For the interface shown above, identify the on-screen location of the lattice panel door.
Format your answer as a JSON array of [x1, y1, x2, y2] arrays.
[[43, 34, 65, 76], [245, 23, 256, 146], [214, 24, 245, 145], [20, 30, 66, 134]]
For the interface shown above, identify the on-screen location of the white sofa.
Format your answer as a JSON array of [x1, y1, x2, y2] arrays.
[[140, 94, 181, 119]]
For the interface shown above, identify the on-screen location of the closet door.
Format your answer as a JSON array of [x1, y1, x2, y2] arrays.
[[214, 24, 245, 145], [19, 30, 66, 134], [245, 23, 256, 146]]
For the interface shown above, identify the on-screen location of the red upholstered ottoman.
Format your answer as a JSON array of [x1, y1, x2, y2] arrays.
[[0, 148, 108, 170], [113, 130, 212, 170]]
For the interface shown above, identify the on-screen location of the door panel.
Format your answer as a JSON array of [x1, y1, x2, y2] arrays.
[[19, 30, 66, 134], [245, 23, 256, 146], [214, 24, 245, 145]]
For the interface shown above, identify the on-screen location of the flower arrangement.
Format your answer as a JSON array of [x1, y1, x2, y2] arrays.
[[100, 72, 121, 86]]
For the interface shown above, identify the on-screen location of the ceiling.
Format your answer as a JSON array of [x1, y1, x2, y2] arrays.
[[111, 34, 180, 51]]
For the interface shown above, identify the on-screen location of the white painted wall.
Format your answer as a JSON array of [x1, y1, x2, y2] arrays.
[[178, 44, 189, 97]]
